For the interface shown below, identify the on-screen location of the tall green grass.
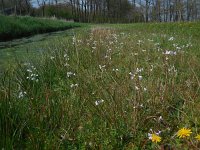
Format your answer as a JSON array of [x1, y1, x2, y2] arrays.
[[0, 15, 82, 41], [106, 21, 200, 38], [0, 22, 200, 149]]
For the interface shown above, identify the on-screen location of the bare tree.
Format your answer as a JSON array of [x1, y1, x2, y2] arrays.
[[37, 0, 46, 16]]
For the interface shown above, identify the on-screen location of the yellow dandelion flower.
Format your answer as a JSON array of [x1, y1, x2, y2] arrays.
[[195, 134, 200, 141], [177, 128, 192, 138], [148, 133, 161, 143], [152, 134, 161, 143]]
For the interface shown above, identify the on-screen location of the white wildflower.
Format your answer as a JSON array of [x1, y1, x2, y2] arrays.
[[67, 72, 75, 77], [113, 68, 119, 72], [18, 91, 27, 99], [50, 56, 55, 60], [27, 69, 32, 73], [143, 87, 147, 92], [135, 86, 139, 91], [140, 104, 144, 108], [173, 43, 178, 47], [99, 65, 106, 71], [138, 75, 143, 80], [70, 84, 78, 88], [95, 99, 104, 106], [168, 37, 174, 41], [163, 50, 177, 55], [158, 116, 163, 122], [148, 133, 152, 140], [64, 63, 69, 67], [129, 72, 135, 80], [154, 43, 160, 46], [136, 68, 143, 73]]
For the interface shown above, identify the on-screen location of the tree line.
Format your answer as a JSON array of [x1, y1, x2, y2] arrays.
[[0, 0, 200, 23]]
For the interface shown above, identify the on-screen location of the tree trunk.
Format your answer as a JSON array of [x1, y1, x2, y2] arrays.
[[42, 0, 46, 17], [25, 0, 30, 15], [145, 0, 149, 22], [55, 0, 58, 17], [1, 0, 4, 14]]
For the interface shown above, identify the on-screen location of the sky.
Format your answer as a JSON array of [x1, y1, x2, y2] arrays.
[[30, 0, 69, 7], [30, 0, 145, 8]]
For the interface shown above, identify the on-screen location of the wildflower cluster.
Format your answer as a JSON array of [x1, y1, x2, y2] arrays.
[[148, 128, 200, 144], [18, 91, 27, 99], [148, 129, 161, 143], [25, 64, 39, 82]]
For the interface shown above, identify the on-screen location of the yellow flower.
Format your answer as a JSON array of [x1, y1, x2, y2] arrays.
[[149, 133, 161, 143], [177, 128, 192, 138], [195, 134, 200, 141]]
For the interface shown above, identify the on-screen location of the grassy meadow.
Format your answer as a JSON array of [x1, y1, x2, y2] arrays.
[[0, 22, 200, 149], [0, 15, 82, 41]]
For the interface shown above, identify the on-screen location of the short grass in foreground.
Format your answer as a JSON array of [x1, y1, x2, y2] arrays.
[[0, 15, 82, 41], [0, 22, 200, 149]]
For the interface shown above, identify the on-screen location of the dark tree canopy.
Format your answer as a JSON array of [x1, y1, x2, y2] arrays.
[[0, 0, 200, 23]]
